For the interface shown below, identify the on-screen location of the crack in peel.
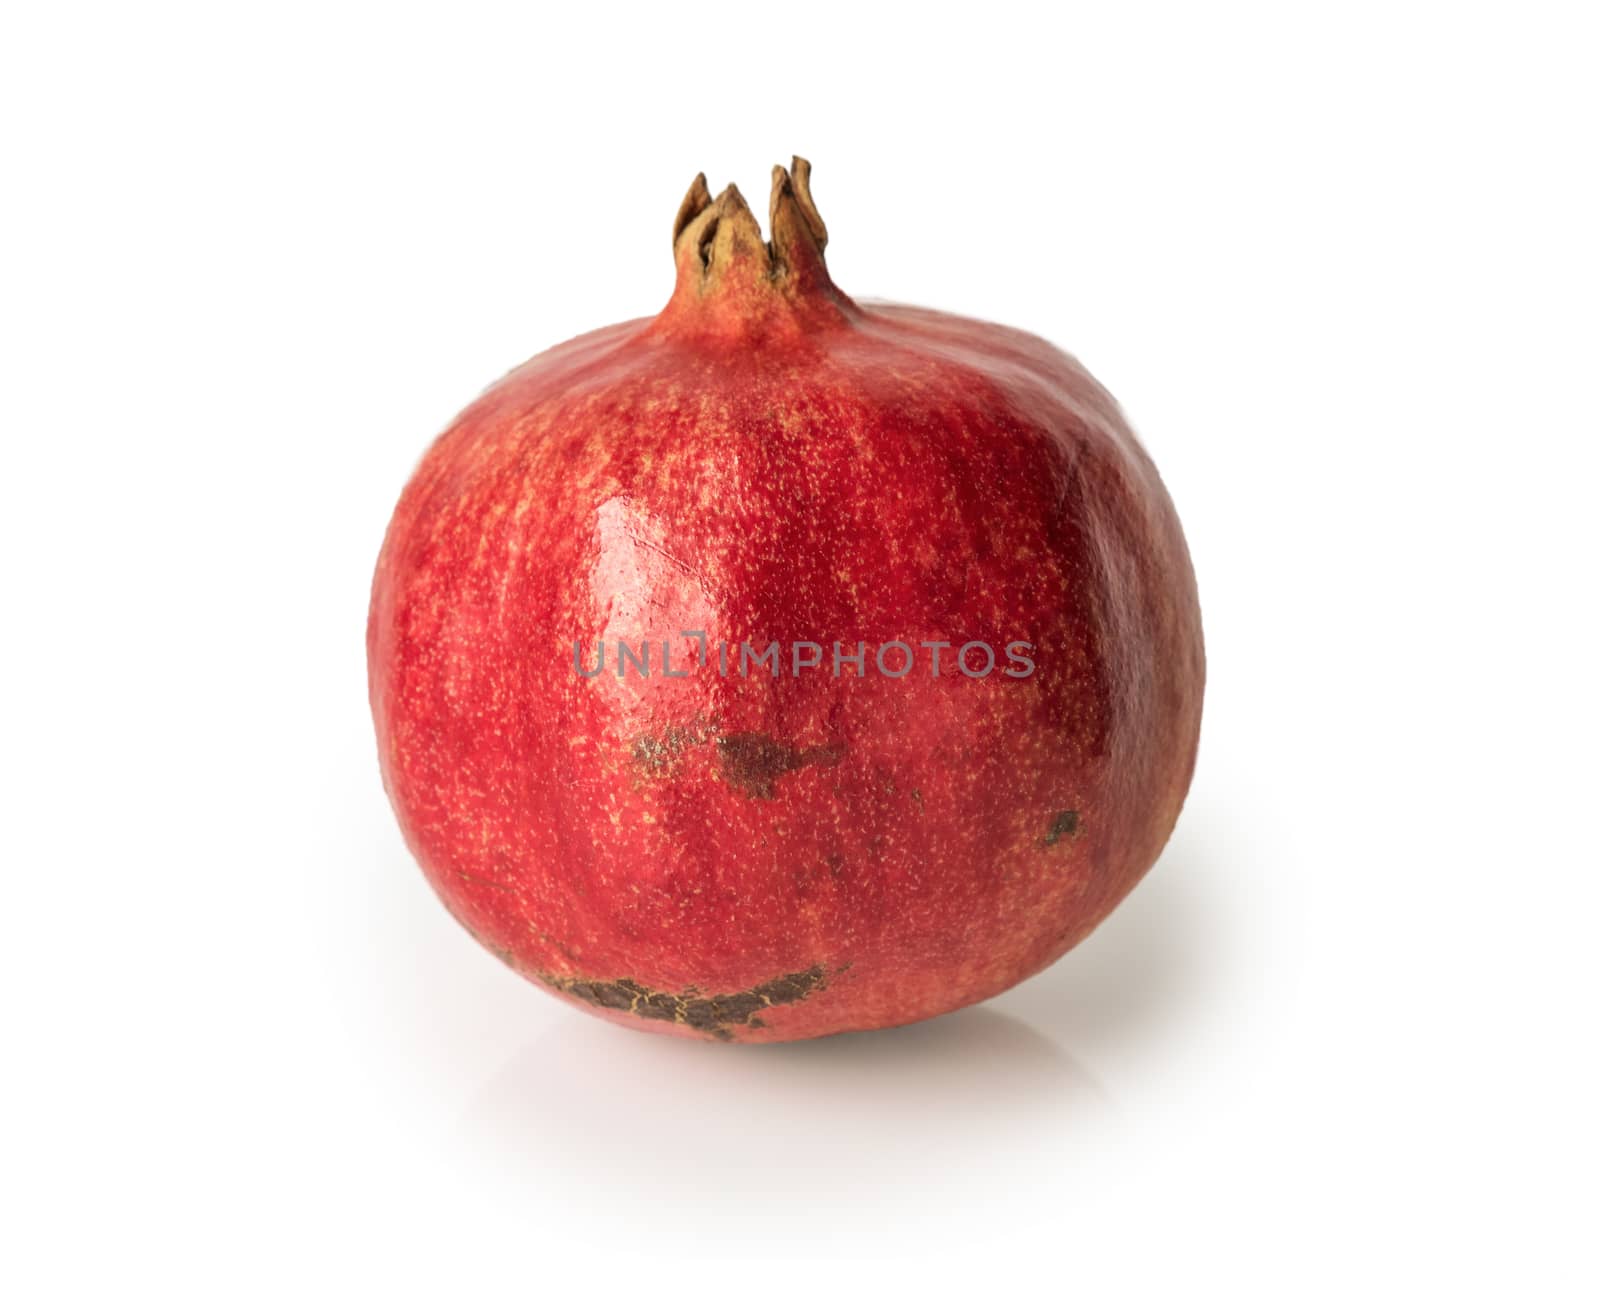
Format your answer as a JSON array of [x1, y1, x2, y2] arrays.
[[538, 963, 829, 1040]]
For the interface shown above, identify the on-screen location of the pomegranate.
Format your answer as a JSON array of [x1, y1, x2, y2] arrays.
[[368, 159, 1204, 1042]]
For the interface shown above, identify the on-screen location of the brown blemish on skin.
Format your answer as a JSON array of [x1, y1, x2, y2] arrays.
[[631, 721, 715, 772], [632, 724, 843, 799], [715, 733, 844, 799], [1043, 810, 1080, 846], [538, 964, 829, 1040]]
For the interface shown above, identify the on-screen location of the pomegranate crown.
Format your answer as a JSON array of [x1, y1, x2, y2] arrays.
[[662, 156, 855, 330]]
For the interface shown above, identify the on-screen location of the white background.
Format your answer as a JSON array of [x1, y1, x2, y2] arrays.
[[4, 3, 1597, 1303]]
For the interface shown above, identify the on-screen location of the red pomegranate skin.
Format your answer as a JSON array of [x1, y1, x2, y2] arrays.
[[368, 161, 1203, 1041]]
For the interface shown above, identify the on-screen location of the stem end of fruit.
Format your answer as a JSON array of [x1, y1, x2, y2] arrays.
[[665, 158, 851, 328]]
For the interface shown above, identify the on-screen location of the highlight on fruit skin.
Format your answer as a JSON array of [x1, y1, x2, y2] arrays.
[[368, 157, 1204, 1042]]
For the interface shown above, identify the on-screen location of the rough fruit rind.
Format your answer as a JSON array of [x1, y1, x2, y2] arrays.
[[368, 160, 1203, 1041]]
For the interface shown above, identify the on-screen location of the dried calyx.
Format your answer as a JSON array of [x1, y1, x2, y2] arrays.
[[669, 156, 846, 306]]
